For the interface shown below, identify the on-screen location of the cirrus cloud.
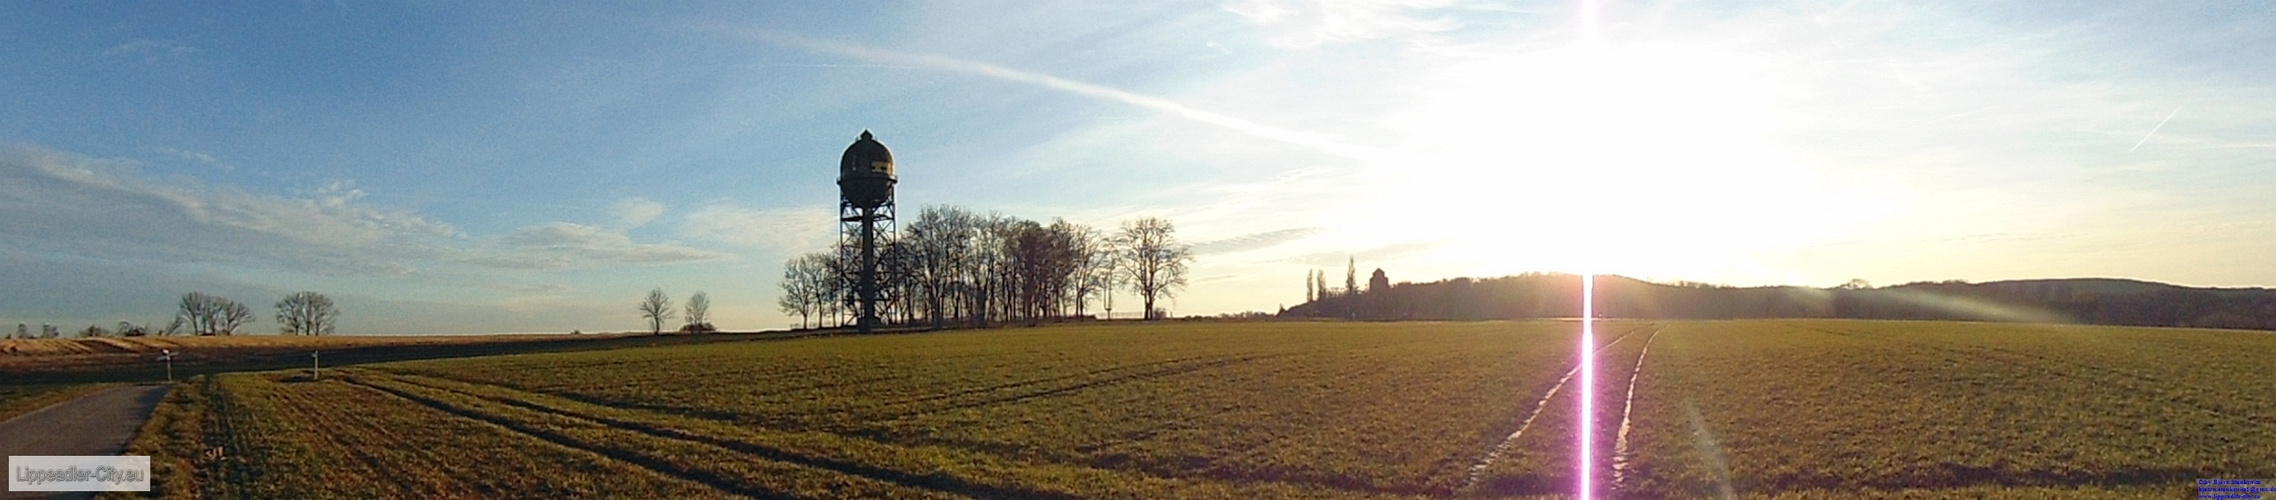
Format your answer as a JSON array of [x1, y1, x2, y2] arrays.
[[482, 222, 733, 269], [0, 144, 456, 275], [682, 203, 839, 255]]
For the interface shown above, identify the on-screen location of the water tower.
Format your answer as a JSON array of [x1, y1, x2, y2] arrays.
[[838, 130, 896, 332]]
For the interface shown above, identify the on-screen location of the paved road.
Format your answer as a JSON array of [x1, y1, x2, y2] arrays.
[[1, 385, 169, 500]]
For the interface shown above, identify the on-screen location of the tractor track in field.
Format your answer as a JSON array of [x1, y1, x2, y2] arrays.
[[1459, 324, 1649, 493], [876, 353, 1246, 407], [335, 376, 797, 500], [341, 372, 1086, 500], [1807, 327, 2276, 430], [874, 354, 1281, 420], [1611, 327, 1663, 490]]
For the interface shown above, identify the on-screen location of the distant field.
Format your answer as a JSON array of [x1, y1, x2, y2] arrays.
[[0, 331, 801, 384], [0, 333, 630, 371], [111, 320, 2273, 499]]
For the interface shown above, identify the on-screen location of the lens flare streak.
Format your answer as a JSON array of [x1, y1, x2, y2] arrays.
[[1460, 324, 1643, 493], [1575, 0, 1603, 494], [1579, 273, 1595, 499]]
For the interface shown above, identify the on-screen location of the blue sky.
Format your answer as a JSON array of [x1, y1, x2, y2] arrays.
[[3, 1, 2272, 334]]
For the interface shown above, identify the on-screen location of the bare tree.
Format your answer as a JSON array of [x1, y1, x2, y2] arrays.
[[967, 214, 1015, 327], [1004, 219, 1089, 321], [638, 288, 675, 335], [1041, 219, 1096, 318], [904, 205, 980, 328], [275, 291, 339, 336], [779, 254, 825, 329], [1117, 217, 1193, 320], [1063, 222, 1108, 317], [217, 300, 252, 335], [683, 291, 712, 332], [777, 286, 810, 329], [176, 292, 253, 336]]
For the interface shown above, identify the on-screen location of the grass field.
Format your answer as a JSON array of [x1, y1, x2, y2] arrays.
[[0, 382, 117, 422], [103, 320, 2274, 499]]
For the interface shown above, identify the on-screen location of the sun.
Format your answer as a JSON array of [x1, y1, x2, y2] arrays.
[[1343, 41, 1866, 283]]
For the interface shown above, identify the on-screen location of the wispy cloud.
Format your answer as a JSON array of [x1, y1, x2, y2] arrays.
[[681, 203, 838, 255], [0, 145, 454, 275], [612, 197, 666, 229], [1191, 227, 1319, 255], [103, 38, 198, 59], [1288, 241, 1442, 267], [1222, 0, 1462, 48], [156, 147, 232, 172], [479, 222, 733, 269], [0, 145, 730, 275], [749, 31, 1383, 162]]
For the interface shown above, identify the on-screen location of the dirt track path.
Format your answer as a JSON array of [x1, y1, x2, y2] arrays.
[[1460, 325, 1647, 492], [0, 385, 168, 500]]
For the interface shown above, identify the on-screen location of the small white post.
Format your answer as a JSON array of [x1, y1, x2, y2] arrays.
[[311, 351, 321, 380], [159, 349, 174, 383]]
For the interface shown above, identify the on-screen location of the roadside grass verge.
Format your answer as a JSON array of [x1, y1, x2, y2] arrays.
[[0, 382, 120, 422]]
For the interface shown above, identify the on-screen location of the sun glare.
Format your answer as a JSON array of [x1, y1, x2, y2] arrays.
[[1352, 41, 1860, 281]]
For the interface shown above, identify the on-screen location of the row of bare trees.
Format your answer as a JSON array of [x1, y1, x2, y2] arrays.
[[776, 205, 1192, 329], [636, 289, 713, 335], [172, 291, 340, 336], [9, 291, 342, 339]]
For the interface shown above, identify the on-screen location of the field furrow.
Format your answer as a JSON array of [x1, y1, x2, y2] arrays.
[[338, 371, 965, 499], [124, 373, 739, 499], [348, 368, 1426, 499]]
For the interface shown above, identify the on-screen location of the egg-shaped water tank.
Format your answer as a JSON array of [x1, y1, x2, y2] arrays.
[[838, 130, 896, 209]]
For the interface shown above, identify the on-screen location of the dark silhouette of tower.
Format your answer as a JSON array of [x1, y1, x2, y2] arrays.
[[838, 130, 896, 333]]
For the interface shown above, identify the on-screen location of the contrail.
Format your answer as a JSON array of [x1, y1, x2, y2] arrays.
[[753, 31, 1383, 162], [2129, 106, 2181, 152]]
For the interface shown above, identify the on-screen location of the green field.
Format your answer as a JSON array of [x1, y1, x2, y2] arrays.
[[108, 320, 2273, 498]]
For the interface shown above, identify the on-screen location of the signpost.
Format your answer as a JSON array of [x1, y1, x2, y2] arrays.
[[158, 349, 174, 383]]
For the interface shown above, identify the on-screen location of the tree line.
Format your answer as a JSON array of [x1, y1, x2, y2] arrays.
[[634, 288, 713, 335], [9, 291, 340, 339], [776, 205, 1193, 330], [1284, 273, 2276, 331]]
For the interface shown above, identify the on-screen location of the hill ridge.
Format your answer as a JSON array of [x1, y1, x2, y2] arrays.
[[1283, 274, 2276, 331]]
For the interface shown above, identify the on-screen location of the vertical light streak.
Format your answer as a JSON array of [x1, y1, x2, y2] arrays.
[[1579, 273, 1595, 499], [1577, 0, 1603, 495], [1578, 0, 1602, 45]]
